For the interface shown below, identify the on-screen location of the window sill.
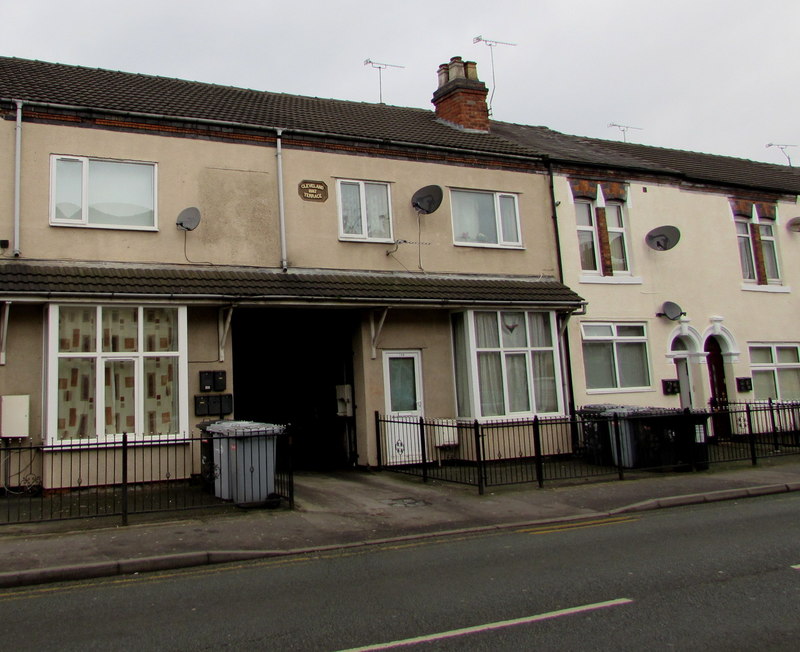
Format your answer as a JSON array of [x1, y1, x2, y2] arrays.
[[453, 242, 525, 250], [579, 275, 643, 285], [43, 436, 190, 450], [50, 222, 158, 232], [585, 387, 655, 395], [339, 236, 395, 244], [740, 283, 791, 293]]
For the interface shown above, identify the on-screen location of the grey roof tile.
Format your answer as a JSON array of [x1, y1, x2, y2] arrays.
[[0, 261, 584, 306]]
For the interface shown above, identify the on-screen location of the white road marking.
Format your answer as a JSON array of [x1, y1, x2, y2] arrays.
[[338, 598, 634, 651]]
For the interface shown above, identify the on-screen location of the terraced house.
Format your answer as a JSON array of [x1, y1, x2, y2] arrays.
[[0, 55, 584, 480], [1, 55, 798, 490]]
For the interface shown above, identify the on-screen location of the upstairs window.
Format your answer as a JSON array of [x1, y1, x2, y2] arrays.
[[50, 155, 156, 230], [451, 189, 521, 247], [731, 199, 780, 284], [337, 179, 392, 242], [570, 179, 630, 276]]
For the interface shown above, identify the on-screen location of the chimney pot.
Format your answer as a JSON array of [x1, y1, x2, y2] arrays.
[[437, 63, 450, 88], [448, 56, 465, 80], [464, 61, 478, 81]]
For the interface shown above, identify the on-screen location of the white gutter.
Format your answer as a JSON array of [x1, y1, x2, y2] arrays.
[[275, 129, 288, 271], [13, 100, 23, 257]]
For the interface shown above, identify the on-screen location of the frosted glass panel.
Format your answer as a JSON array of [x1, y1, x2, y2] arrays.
[[88, 160, 154, 227], [144, 357, 179, 435], [389, 358, 417, 412], [54, 158, 83, 221], [59, 307, 96, 353], [57, 358, 96, 439]]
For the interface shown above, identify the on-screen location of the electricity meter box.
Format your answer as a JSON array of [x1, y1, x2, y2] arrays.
[[205, 420, 285, 505]]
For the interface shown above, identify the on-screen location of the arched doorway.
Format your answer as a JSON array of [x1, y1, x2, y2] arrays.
[[670, 337, 694, 409], [705, 335, 731, 438]]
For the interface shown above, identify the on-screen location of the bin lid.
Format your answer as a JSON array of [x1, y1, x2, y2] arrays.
[[205, 420, 285, 436]]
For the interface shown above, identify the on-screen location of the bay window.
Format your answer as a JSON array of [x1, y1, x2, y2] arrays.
[[47, 305, 187, 442], [452, 310, 562, 418]]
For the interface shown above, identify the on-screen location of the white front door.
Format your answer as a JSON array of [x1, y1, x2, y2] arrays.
[[382, 350, 425, 465]]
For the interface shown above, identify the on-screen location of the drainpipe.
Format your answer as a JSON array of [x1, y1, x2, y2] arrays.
[[275, 128, 288, 271], [13, 100, 23, 257], [545, 156, 578, 417]]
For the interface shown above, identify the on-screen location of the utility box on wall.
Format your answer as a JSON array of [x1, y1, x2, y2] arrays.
[[0, 394, 30, 438]]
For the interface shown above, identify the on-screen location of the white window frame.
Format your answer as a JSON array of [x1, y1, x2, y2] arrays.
[[50, 155, 158, 231], [336, 179, 393, 242], [749, 343, 800, 401], [451, 189, 522, 248], [45, 304, 188, 444], [574, 199, 630, 276], [735, 216, 781, 285], [581, 322, 651, 392], [452, 310, 564, 419]]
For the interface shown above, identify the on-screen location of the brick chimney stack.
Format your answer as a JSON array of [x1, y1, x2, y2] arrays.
[[431, 56, 490, 132]]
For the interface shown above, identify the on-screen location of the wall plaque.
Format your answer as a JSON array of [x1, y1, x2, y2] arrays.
[[298, 180, 328, 202]]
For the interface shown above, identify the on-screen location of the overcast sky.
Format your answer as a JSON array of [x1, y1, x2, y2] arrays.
[[2, 0, 798, 165]]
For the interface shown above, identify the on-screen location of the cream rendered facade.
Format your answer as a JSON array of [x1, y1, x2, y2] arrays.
[[554, 175, 800, 410], [1, 115, 571, 470]]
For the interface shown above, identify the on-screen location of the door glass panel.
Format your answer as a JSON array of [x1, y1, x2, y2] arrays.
[[389, 357, 417, 412]]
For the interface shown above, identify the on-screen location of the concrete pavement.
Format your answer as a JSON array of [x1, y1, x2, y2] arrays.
[[1, 459, 799, 588]]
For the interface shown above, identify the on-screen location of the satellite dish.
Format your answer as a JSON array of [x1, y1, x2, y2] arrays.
[[411, 185, 443, 214], [176, 207, 201, 231], [645, 225, 680, 251], [786, 216, 800, 232], [657, 301, 686, 321]]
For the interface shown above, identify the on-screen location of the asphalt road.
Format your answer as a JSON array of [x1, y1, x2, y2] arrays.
[[2, 493, 799, 651]]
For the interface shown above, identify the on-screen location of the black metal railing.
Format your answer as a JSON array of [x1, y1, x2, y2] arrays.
[[376, 400, 800, 494], [0, 431, 293, 526]]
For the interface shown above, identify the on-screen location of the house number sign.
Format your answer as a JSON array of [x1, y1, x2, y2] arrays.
[[298, 180, 328, 202]]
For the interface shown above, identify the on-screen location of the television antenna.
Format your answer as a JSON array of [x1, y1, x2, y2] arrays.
[[364, 59, 404, 104], [473, 35, 517, 115], [766, 143, 796, 166], [608, 123, 643, 143]]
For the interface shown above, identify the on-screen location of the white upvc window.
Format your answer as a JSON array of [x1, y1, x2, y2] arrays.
[[734, 209, 780, 285], [46, 305, 188, 443], [575, 200, 629, 274], [581, 322, 650, 390], [452, 310, 563, 418], [451, 189, 522, 247], [50, 155, 157, 230], [749, 344, 800, 400], [337, 179, 393, 241]]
